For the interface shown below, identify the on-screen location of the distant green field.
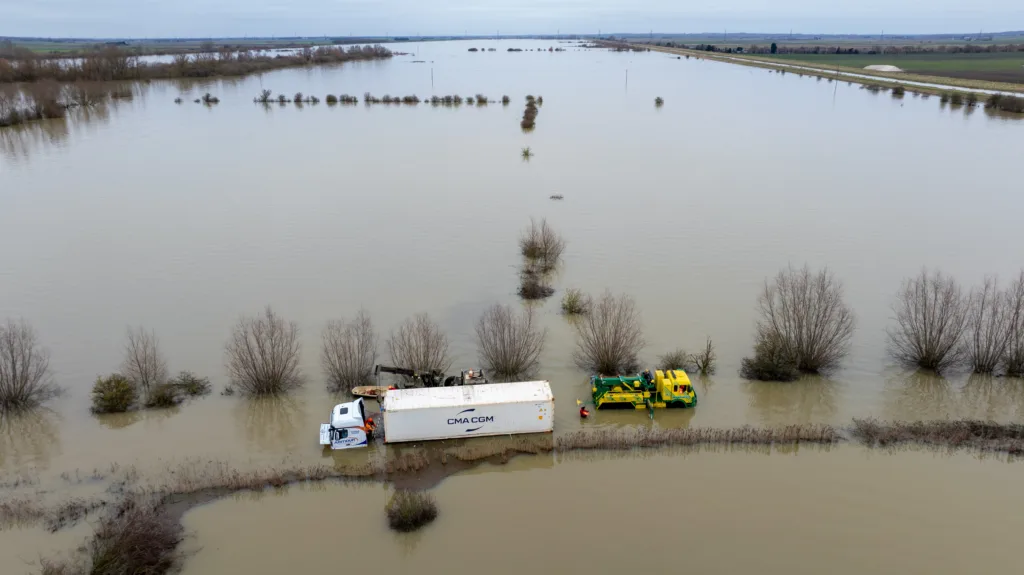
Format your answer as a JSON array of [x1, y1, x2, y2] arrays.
[[771, 52, 1024, 83]]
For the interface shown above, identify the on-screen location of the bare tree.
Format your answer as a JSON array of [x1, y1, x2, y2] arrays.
[[887, 269, 970, 373], [321, 310, 378, 392], [691, 337, 717, 375], [756, 265, 856, 373], [0, 319, 59, 411], [966, 277, 1012, 374], [1004, 271, 1024, 377], [387, 314, 453, 374], [572, 292, 645, 374], [475, 304, 546, 381], [225, 306, 304, 395], [122, 327, 168, 397]]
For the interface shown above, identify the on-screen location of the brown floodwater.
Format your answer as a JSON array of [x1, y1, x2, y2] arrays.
[[1, 39, 1024, 573], [180, 448, 1024, 575]]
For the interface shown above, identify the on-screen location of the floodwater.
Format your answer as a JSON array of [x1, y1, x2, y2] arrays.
[[2, 39, 1024, 573], [181, 449, 1024, 575]]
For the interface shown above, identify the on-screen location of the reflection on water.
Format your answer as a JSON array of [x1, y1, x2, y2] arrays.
[[236, 395, 304, 453], [961, 375, 1024, 419], [882, 371, 1024, 421], [693, 374, 715, 396], [882, 370, 956, 420], [0, 409, 61, 469], [0, 103, 116, 161], [95, 405, 180, 429], [743, 377, 839, 425]]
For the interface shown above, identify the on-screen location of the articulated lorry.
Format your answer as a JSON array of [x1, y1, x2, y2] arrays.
[[320, 380, 554, 450]]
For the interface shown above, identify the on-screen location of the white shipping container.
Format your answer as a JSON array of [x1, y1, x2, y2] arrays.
[[381, 381, 554, 443]]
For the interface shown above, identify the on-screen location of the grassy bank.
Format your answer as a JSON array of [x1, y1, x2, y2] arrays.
[[639, 43, 1024, 95], [768, 52, 1024, 84]]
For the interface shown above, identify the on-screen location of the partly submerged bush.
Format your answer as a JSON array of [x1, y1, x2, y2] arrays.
[[169, 371, 212, 397], [740, 331, 800, 382], [949, 92, 964, 106], [572, 292, 645, 374], [561, 288, 591, 315], [475, 304, 545, 380], [658, 348, 692, 371], [88, 497, 182, 575], [517, 271, 555, 300], [326, 94, 338, 104], [519, 218, 565, 271], [0, 319, 59, 412], [91, 374, 138, 413], [144, 383, 180, 409], [501, 95, 510, 105], [654, 96, 664, 106], [386, 490, 438, 532], [891, 86, 905, 97], [985, 93, 1024, 114]]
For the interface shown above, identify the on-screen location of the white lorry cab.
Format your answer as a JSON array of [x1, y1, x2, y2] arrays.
[[319, 398, 373, 450]]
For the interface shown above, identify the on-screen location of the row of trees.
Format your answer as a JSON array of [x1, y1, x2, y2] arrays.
[[5, 268, 1022, 411], [656, 41, 1024, 56], [0, 45, 392, 83], [741, 266, 1024, 381]]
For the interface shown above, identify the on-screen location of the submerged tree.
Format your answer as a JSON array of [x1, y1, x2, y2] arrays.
[[321, 310, 378, 392], [572, 292, 645, 374], [1003, 272, 1024, 377], [966, 277, 1012, 374], [122, 327, 169, 399], [475, 304, 546, 381], [0, 319, 59, 412], [755, 265, 856, 374], [225, 306, 304, 395], [387, 314, 453, 374], [887, 269, 970, 373]]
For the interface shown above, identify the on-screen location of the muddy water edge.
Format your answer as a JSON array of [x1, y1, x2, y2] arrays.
[[2, 39, 1024, 573]]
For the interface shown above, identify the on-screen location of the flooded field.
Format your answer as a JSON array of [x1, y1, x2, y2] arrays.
[[180, 449, 1024, 575], [2, 39, 1024, 573]]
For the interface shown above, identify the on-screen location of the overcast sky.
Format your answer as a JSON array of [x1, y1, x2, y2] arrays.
[[3, 0, 1022, 38]]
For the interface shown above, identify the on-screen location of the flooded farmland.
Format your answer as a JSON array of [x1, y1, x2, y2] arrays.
[[2, 39, 1024, 574]]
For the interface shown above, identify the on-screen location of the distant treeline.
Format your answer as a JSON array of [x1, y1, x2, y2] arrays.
[[655, 41, 1024, 56], [0, 44, 392, 83]]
